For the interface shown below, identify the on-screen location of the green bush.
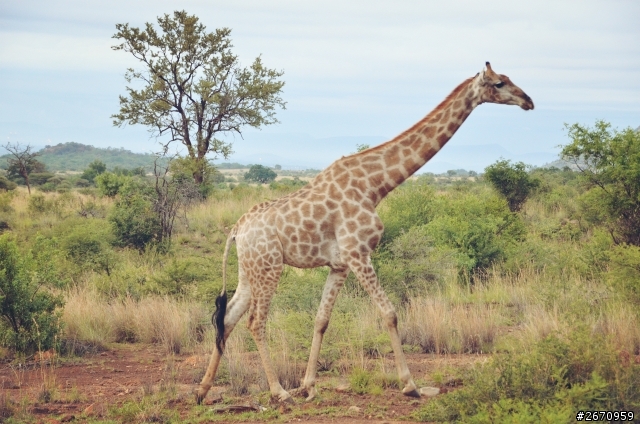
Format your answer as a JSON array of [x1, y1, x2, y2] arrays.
[[414, 329, 640, 422], [27, 193, 50, 214], [421, 191, 525, 281], [109, 183, 161, 251], [607, 244, 640, 300], [62, 222, 116, 275], [0, 236, 64, 354], [0, 191, 15, 213], [80, 159, 106, 183], [151, 258, 203, 297], [378, 182, 435, 246], [96, 172, 131, 197], [484, 159, 540, 212], [374, 226, 456, 303], [0, 175, 17, 191]]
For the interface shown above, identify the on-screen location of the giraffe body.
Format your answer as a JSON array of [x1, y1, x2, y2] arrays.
[[196, 62, 534, 403]]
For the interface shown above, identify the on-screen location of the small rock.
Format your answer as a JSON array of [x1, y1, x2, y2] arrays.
[[347, 405, 361, 413], [419, 386, 440, 397], [60, 414, 76, 422]]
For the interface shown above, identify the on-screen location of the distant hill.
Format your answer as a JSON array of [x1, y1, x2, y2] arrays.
[[0, 142, 162, 172]]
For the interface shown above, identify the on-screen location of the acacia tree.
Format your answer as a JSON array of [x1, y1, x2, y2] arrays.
[[244, 164, 276, 184], [3, 143, 45, 194], [111, 11, 286, 184], [562, 120, 640, 245]]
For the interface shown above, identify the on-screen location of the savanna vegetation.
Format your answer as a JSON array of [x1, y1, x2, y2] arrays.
[[1, 111, 639, 424]]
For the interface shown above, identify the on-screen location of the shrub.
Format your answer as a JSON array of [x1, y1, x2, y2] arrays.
[[0, 176, 17, 191], [422, 191, 525, 281], [27, 193, 50, 214], [374, 226, 456, 303], [607, 244, 640, 300], [484, 159, 540, 212], [0, 236, 64, 354], [413, 329, 640, 422], [96, 172, 130, 197], [109, 191, 161, 251], [377, 182, 435, 246], [62, 222, 116, 275], [80, 159, 106, 183]]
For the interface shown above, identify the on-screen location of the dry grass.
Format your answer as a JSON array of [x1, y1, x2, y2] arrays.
[[63, 287, 208, 354], [400, 297, 498, 354]]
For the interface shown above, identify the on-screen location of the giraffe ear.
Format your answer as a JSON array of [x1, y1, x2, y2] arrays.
[[481, 62, 498, 83]]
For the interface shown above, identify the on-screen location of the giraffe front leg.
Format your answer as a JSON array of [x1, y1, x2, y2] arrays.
[[348, 254, 420, 398], [299, 267, 349, 401]]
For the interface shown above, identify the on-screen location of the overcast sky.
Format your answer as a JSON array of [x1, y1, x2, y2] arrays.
[[1, 0, 638, 169]]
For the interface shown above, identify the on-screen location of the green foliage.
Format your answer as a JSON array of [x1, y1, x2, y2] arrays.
[[109, 182, 161, 251], [485, 159, 540, 212], [378, 182, 435, 246], [422, 191, 525, 280], [80, 159, 107, 183], [152, 258, 203, 297], [96, 172, 131, 197], [61, 221, 116, 275], [269, 176, 307, 194], [0, 175, 17, 191], [413, 329, 640, 422], [27, 193, 50, 214], [112, 10, 286, 183], [28, 172, 55, 185], [562, 121, 640, 245], [375, 226, 456, 303], [349, 368, 400, 395], [607, 244, 640, 299], [244, 164, 277, 184], [0, 236, 64, 354]]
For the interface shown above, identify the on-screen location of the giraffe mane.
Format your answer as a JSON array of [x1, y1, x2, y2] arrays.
[[353, 76, 475, 156]]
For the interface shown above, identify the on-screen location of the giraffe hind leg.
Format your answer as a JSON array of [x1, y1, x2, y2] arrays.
[[195, 272, 251, 404], [246, 266, 293, 403]]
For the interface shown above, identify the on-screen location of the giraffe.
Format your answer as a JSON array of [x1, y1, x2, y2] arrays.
[[195, 62, 534, 404]]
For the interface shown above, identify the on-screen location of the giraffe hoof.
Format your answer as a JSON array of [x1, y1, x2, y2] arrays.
[[402, 387, 421, 398], [195, 392, 205, 405], [276, 391, 294, 404], [305, 387, 317, 401]]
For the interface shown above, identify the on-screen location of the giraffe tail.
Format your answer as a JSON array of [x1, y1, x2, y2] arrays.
[[213, 226, 237, 355]]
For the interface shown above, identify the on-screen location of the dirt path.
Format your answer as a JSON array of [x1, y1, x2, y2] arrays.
[[0, 344, 486, 423]]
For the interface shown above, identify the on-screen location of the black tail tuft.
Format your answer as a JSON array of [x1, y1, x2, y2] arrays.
[[212, 292, 227, 355]]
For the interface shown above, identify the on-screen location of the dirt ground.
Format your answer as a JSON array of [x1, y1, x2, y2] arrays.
[[0, 344, 486, 423]]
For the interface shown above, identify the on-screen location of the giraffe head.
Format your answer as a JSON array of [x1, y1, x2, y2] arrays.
[[477, 62, 534, 111]]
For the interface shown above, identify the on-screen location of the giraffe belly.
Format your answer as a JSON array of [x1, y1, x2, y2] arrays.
[[281, 237, 342, 270]]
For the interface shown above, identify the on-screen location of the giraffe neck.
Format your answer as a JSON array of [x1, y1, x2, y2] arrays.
[[358, 75, 482, 205]]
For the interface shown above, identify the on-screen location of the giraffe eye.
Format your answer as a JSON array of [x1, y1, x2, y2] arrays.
[[494, 81, 505, 88]]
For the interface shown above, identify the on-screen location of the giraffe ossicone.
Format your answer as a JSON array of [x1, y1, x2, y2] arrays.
[[195, 62, 534, 404]]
